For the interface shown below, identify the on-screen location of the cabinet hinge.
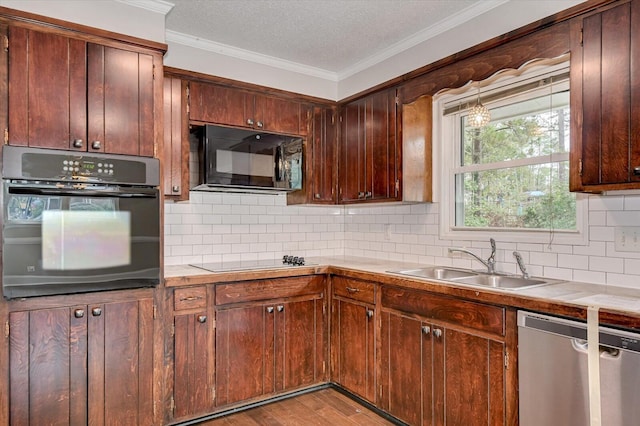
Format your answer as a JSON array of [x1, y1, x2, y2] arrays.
[[395, 179, 400, 195], [211, 319, 216, 329], [171, 322, 175, 337], [152, 64, 156, 80], [4, 128, 8, 144], [578, 159, 583, 176], [4, 320, 9, 338], [211, 386, 216, 402], [504, 351, 509, 370], [395, 95, 400, 105], [153, 305, 157, 320], [4, 35, 8, 52], [185, 86, 190, 114], [170, 396, 175, 415]]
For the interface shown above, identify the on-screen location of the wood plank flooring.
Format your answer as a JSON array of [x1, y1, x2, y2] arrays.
[[198, 388, 396, 425]]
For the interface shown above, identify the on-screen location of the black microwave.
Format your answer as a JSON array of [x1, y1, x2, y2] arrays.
[[193, 124, 303, 192]]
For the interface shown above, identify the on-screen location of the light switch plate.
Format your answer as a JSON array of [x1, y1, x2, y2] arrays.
[[614, 226, 640, 252]]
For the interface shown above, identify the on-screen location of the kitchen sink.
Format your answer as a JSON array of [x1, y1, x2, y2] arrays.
[[392, 266, 478, 280], [388, 267, 563, 291]]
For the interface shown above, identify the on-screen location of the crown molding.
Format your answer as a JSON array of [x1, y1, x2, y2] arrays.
[[337, 0, 509, 80], [166, 30, 339, 82], [116, 0, 174, 15]]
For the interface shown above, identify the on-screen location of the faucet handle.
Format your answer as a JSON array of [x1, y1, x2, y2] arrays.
[[513, 251, 530, 279]]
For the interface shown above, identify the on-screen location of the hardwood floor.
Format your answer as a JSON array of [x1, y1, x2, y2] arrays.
[[198, 388, 396, 425]]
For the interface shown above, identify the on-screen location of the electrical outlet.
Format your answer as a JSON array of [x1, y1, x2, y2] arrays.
[[615, 227, 640, 252]]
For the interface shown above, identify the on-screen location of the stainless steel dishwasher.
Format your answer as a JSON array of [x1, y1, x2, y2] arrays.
[[518, 310, 640, 426]]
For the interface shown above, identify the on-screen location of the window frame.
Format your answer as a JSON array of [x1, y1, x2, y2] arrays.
[[433, 59, 588, 245]]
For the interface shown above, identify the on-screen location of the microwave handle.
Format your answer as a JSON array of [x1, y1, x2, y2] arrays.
[[275, 145, 283, 181], [7, 185, 158, 199]]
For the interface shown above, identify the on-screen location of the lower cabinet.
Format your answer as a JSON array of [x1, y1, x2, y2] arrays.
[[330, 276, 377, 403], [214, 275, 327, 407], [379, 286, 517, 425], [8, 296, 154, 425], [171, 286, 215, 421]]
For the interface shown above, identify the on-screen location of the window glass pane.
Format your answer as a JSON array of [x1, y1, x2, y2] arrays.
[[454, 161, 576, 230], [461, 91, 570, 166]]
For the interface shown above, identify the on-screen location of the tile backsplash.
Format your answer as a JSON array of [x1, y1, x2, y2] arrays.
[[165, 192, 640, 289]]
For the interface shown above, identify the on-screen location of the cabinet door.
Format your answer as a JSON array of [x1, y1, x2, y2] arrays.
[[310, 106, 337, 203], [8, 26, 86, 150], [434, 327, 506, 425], [9, 306, 88, 425], [279, 298, 325, 392], [164, 76, 189, 199], [87, 44, 154, 156], [215, 305, 267, 406], [574, 0, 640, 189], [255, 95, 305, 135], [331, 298, 375, 402], [173, 311, 214, 419], [339, 89, 400, 203], [339, 99, 366, 202], [189, 82, 249, 127], [380, 311, 430, 426], [88, 299, 154, 424]]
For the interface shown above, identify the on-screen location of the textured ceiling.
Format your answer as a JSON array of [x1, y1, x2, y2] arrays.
[[165, 0, 488, 74]]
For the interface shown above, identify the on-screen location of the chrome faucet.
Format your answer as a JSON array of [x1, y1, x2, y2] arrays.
[[448, 238, 497, 274], [513, 251, 530, 279]]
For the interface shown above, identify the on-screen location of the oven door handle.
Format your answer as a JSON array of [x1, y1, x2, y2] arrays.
[[7, 185, 158, 199]]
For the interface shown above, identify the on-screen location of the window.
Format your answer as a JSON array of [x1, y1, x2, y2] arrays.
[[436, 59, 586, 244]]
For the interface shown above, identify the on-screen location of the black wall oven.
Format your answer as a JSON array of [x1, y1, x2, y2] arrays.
[[2, 146, 161, 299]]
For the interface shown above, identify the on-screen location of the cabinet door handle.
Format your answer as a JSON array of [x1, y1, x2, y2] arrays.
[[197, 315, 207, 323], [91, 307, 102, 317], [422, 325, 431, 335], [179, 296, 202, 302], [72, 139, 83, 148], [345, 287, 359, 293], [267, 306, 274, 313], [277, 305, 284, 312], [74, 309, 85, 318], [366, 309, 374, 319], [433, 328, 443, 338], [247, 118, 254, 126], [91, 140, 101, 150]]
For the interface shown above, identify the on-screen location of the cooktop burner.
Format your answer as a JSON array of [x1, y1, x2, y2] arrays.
[[190, 255, 313, 273]]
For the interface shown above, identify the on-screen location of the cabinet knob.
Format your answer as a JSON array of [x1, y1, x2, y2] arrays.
[[366, 309, 374, 319], [197, 315, 207, 323], [358, 191, 365, 199], [247, 118, 254, 126], [315, 193, 321, 199], [365, 191, 372, 198], [172, 186, 180, 193], [422, 325, 431, 335], [256, 121, 263, 128], [433, 328, 443, 338], [267, 306, 274, 313], [91, 307, 102, 317], [634, 167, 640, 176], [72, 139, 84, 148], [91, 140, 101, 150], [74, 309, 85, 318], [277, 305, 284, 312]]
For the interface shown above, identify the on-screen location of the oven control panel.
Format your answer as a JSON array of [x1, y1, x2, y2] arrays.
[[2, 146, 160, 186]]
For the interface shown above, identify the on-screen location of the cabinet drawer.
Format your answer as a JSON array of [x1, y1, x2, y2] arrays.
[[382, 286, 505, 336], [174, 286, 207, 311], [333, 276, 375, 304], [216, 275, 324, 305]]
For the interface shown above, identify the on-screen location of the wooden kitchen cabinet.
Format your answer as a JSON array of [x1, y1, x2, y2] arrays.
[[7, 24, 160, 157], [170, 286, 215, 421], [330, 276, 376, 403], [163, 75, 189, 199], [570, 0, 640, 191], [8, 297, 154, 425], [215, 275, 326, 407], [339, 88, 401, 203], [189, 81, 309, 136], [379, 286, 516, 425]]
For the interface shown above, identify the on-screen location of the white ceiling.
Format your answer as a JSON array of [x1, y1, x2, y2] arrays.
[[165, 0, 512, 79]]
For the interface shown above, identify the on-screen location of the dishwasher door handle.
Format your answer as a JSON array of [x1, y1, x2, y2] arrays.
[[572, 339, 621, 358]]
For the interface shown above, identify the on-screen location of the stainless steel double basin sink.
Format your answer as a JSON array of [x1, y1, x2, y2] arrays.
[[388, 266, 564, 291]]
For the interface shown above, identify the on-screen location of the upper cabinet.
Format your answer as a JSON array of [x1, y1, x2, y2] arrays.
[[163, 75, 189, 200], [188, 81, 310, 136], [7, 25, 162, 157], [570, 0, 640, 192], [339, 88, 401, 203]]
